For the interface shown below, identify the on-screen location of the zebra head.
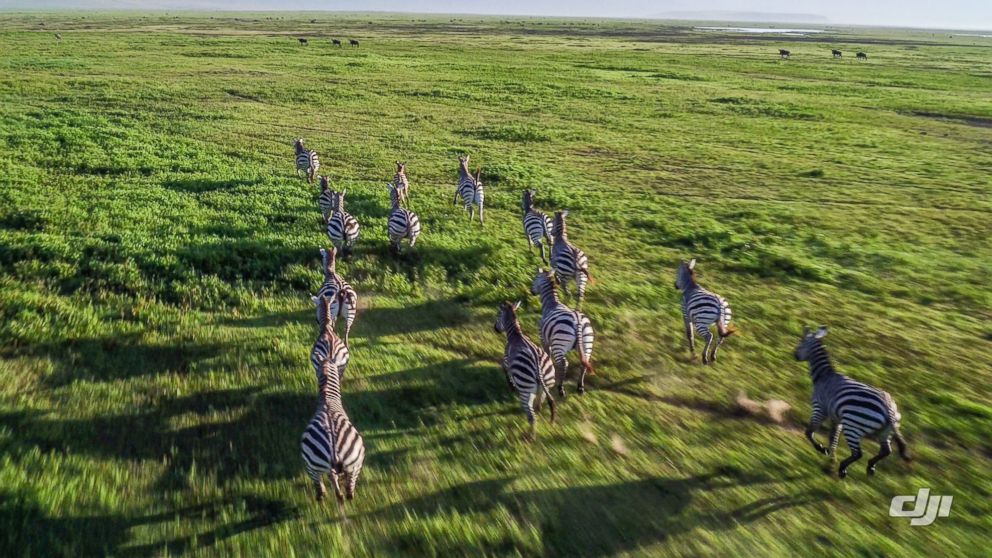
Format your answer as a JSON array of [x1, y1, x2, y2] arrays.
[[494, 300, 522, 333], [395, 161, 406, 174], [674, 259, 696, 290], [552, 210, 569, 238], [458, 154, 470, 173], [321, 246, 337, 276], [319, 176, 329, 191], [531, 267, 556, 295], [294, 138, 305, 153], [387, 182, 399, 205], [795, 326, 828, 361], [522, 189, 534, 211]]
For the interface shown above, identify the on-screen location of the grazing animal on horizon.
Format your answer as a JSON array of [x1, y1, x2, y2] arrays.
[[332, 39, 342, 47], [779, 49, 791, 59], [550, 210, 590, 308], [674, 259, 735, 364], [294, 138, 319, 184], [857, 51, 868, 60], [310, 293, 351, 379], [312, 247, 358, 348], [494, 301, 558, 441], [298, 37, 309, 46], [325, 190, 360, 253], [55, 33, 62, 42], [455, 155, 484, 224], [832, 49, 842, 58], [391, 161, 410, 208], [387, 182, 422, 252], [301, 357, 365, 502], [531, 268, 595, 397], [796, 326, 910, 479], [350, 39, 359, 47], [522, 189, 553, 264]]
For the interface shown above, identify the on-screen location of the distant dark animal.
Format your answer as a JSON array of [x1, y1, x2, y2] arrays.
[[54, 33, 62, 42], [349, 39, 359, 47], [455, 155, 484, 223], [298, 37, 309, 46], [521, 189, 553, 263], [294, 138, 319, 183], [387, 182, 421, 252], [796, 326, 910, 479], [332, 39, 342, 47], [779, 49, 791, 59], [494, 301, 558, 441], [550, 210, 591, 308], [531, 268, 595, 397], [832, 49, 842, 58], [310, 19, 317, 24], [674, 259, 735, 364], [857, 52, 868, 60]]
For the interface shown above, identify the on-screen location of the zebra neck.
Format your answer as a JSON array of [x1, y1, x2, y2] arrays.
[[808, 345, 836, 383], [681, 280, 700, 293], [539, 282, 559, 309], [320, 380, 344, 412], [505, 322, 525, 343], [459, 165, 471, 178]]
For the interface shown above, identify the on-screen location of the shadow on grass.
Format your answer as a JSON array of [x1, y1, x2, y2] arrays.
[[160, 177, 262, 194]]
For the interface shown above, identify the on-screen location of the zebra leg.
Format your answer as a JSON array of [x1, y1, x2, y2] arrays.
[[329, 471, 345, 503], [346, 471, 360, 500], [544, 388, 558, 423], [538, 242, 548, 264], [828, 423, 842, 459], [467, 203, 474, 221], [893, 429, 911, 461], [683, 317, 695, 358], [838, 432, 863, 479], [521, 392, 537, 442], [710, 332, 727, 363], [867, 435, 892, 476], [805, 406, 827, 455], [549, 347, 568, 399], [312, 475, 327, 502], [696, 326, 714, 364]]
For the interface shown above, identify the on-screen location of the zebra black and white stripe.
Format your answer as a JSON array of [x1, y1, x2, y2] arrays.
[[312, 247, 358, 347], [550, 210, 590, 308], [796, 326, 910, 478], [318, 176, 335, 220], [294, 138, 319, 184], [310, 293, 350, 380], [301, 357, 366, 502], [674, 259, 735, 364], [494, 301, 557, 440], [325, 190, 360, 253], [531, 268, 594, 397], [392, 161, 410, 208], [522, 189, 553, 264], [387, 182, 421, 251], [455, 155, 484, 224]]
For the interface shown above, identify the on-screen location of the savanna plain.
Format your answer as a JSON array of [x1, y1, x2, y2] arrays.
[[1, 11, 991, 557]]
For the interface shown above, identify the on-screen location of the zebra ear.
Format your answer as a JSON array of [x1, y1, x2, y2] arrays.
[[688, 258, 696, 270], [512, 300, 522, 311], [815, 326, 828, 339], [310, 295, 319, 305]]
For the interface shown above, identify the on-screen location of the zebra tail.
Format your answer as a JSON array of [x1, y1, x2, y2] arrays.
[[717, 323, 738, 338], [542, 385, 558, 423], [580, 268, 593, 284], [580, 354, 596, 377]]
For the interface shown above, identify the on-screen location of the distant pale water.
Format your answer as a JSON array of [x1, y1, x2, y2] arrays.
[[695, 27, 825, 34]]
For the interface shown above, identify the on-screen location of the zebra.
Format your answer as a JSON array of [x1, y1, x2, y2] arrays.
[[318, 176, 335, 221], [549, 210, 590, 308], [332, 39, 342, 47], [325, 190, 360, 253], [832, 49, 842, 58], [54, 33, 62, 42], [298, 37, 309, 46], [294, 138, 319, 184], [311, 247, 358, 347], [522, 189, 553, 264], [857, 52, 868, 60], [796, 326, 910, 478], [779, 49, 791, 59], [391, 161, 410, 208], [387, 182, 421, 252], [455, 155, 484, 224], [350, 39, 360, 47], [310, 293, 350, 380], [674, 259, 735, 364], [301, 356, 365, 502], [494, 300, 558, 441], [531, 268, 595, 397]]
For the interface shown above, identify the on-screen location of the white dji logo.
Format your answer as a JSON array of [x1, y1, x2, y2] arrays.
[[889, 488, 952, 526]]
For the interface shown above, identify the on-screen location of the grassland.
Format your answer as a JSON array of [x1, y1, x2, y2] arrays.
[[1, 11, 991, 557]]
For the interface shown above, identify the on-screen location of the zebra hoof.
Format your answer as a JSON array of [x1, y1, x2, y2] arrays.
[[558, 388, 567, 399], [838, 468, 848, 479], [867, 466, 877, 476], [577, 386, 586, 395]]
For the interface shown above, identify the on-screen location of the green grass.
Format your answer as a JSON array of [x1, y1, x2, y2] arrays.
[[1, 11, 991, 557]]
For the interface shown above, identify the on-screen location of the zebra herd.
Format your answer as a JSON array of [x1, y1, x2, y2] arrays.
[[298, 37, 360, 47], [293, 138, 911, 503], [780, 48, 868, 60]]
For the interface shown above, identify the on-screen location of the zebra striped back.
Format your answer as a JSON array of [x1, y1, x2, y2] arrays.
[[310, 294, 350, 379], [796, 326, 909, 478], [522, 190, 553, 263], [456, 155, 484, 224], [318, 176, 335, 219], [314, 247, 358, 346], [550, 210, 590, 307], [325, 191, 360, 251], [294, 138, 319, 183], [387, 183, 421, 251], [494, 301, 557, 438], [301, 357, 365, 502], [392, 161, 410, 207], [531, 268, 595, 396]]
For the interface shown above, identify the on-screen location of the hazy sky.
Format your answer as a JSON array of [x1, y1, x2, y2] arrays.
[[8, 1, 992, 30]]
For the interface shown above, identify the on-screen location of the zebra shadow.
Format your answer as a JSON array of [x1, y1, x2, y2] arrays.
[[159, 177, 263, 194]]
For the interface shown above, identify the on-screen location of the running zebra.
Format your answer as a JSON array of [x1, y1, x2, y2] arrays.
[[796, 326, 910, 478], [455, 155, 484, 224], [325, 191, 360, 253], [531, 268, 595, 397], [391, 161, 410, 208], [311, 247, 358, 347], [387, 182, 421, 252], [318, 176, 335, 221], [674, 259, 735, 364], [522, 189, 553, 263], [300, 357, 366, 502], [310, 293, 350, 379], [294, 138, 319, 184], [550, 210, 590, 308], [494, 301, 558, 441]]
